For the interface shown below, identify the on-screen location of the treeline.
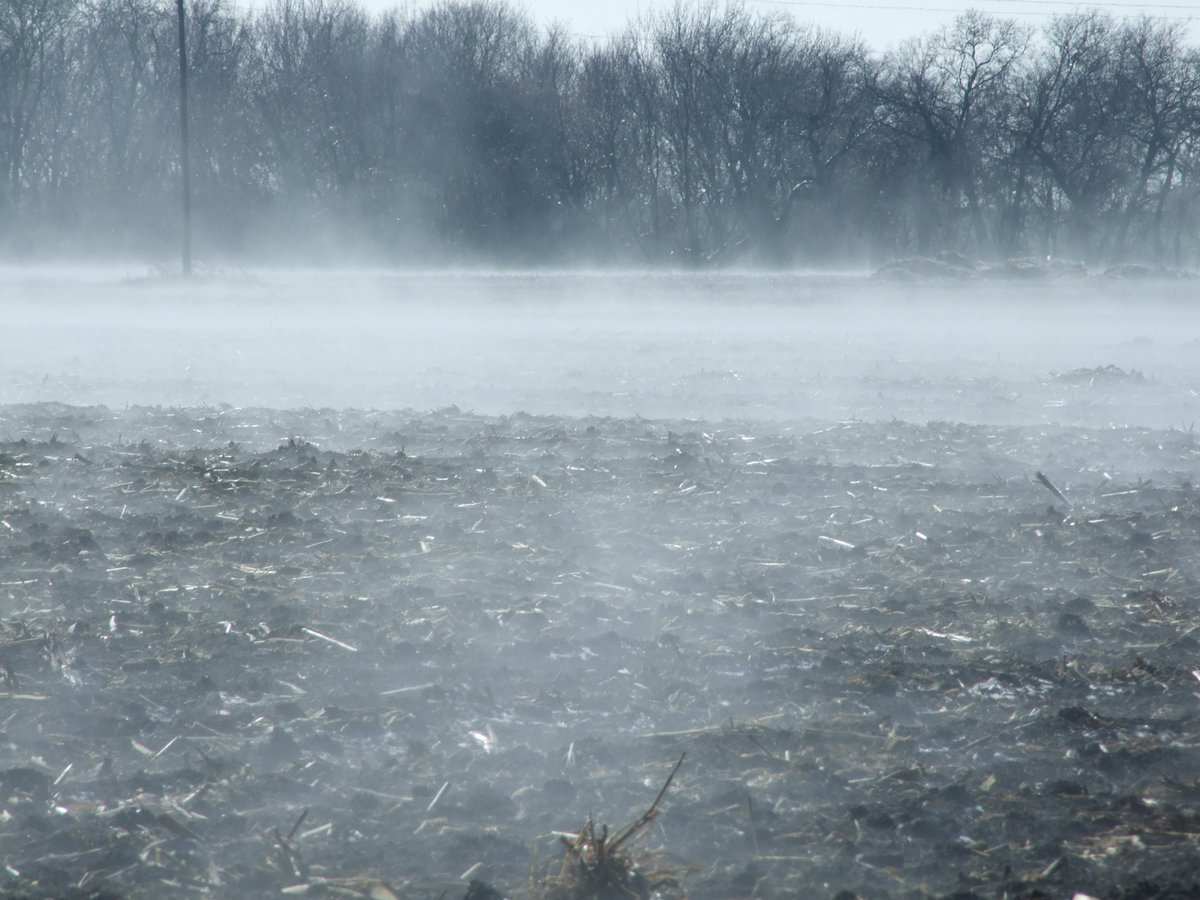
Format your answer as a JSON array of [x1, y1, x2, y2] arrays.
[[2, 0, 1199, 266]]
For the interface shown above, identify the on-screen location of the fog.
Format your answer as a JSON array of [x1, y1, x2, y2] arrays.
[[5, 269, 1197, 432], [4, 268, 1200, 898], [1, 3, 1198, 895]]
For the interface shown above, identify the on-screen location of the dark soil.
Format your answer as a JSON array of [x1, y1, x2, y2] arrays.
[[0, 402, 1198, 899]]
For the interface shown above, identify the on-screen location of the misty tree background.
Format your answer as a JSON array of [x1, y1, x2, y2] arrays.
[[0, 0, 1198, 266]]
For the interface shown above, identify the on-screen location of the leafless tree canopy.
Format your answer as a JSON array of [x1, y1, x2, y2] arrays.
[[1, 0, 1197, 265]]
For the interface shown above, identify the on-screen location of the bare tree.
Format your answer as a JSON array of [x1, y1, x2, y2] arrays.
[[785, 30, 879, 263], [0, 0, 1196, 266], [251, 0, 371, 202], [574, 40, 641, 256], [0, 0, 77, 238], [396, 0, 558, 256], [651, 2, 717, 263], [880, 11, 1028, 254], [1111, 18, 1200, 260], [703, 8, 805, 263]]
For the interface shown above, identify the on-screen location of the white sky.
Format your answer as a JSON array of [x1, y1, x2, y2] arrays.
[[222, 0, 1198, 50], [364, 0, 1196, 51]]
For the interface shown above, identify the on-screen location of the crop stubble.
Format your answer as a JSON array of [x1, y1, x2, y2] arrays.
[[0, 402, 1198, 899]]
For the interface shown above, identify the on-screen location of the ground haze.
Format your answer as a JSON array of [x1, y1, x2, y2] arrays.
[[5, 270, 1197, 427], [1, 270, 1198, 900]]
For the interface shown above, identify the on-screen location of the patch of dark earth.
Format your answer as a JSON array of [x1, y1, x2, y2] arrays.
[[0, 403, 1198, 900]]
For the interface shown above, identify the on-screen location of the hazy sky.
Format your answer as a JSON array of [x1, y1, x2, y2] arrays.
[[357, 0, 1197, 50]]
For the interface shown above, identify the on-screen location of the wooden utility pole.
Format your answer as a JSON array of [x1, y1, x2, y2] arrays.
[[176, 0, 192, 275]]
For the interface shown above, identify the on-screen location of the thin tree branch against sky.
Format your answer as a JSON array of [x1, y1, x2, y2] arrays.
[[259, 0, 1194, 48]]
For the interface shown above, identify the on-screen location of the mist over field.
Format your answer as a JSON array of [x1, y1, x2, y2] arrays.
[[3, 269, 1200, 900], [5, 269, 1198, 430], [3, 0, 1200, 897]]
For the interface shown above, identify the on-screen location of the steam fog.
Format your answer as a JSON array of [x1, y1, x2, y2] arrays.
[[3, 268, 1200, 899], [2, 0, 1199, 892], [6, 269, 1197, 429]]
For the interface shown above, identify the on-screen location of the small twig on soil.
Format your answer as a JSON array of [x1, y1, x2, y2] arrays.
[[528, 837, 540, 896], [271, 827, 305, 880], [286, 808, 308, 841], [151, 735, 179, 759], [611, 752, 685, 851], [301, 626, 358, 652], [427, 780, 451, 812], [1035, 471, 1072, 509], [747, 796, 760, 857]]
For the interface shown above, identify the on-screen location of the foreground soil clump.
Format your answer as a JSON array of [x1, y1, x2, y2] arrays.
[[0, 403, 1198, 899]]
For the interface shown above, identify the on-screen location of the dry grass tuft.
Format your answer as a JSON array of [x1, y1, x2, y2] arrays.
[[532, 754, 686, 900]]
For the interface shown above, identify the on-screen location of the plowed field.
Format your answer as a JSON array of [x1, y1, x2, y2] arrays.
[[1, 272, 1198, 899]]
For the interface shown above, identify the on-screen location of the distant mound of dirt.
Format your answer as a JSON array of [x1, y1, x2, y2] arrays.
[[1053, 364, 1146, 384], [873, 251, 980, 281], [874, 253, 1098, 282], [981, 257, 1089, 280], [1100, 263, 1198, 280]]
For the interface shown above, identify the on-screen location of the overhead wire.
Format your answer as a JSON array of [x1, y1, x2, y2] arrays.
[[754, 0, 1194, 9], [751, 0, 1195, 18]]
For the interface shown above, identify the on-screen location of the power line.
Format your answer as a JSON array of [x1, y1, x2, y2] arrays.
[[752, 0, 1195, 13], [984, 0, 1194, 7]]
